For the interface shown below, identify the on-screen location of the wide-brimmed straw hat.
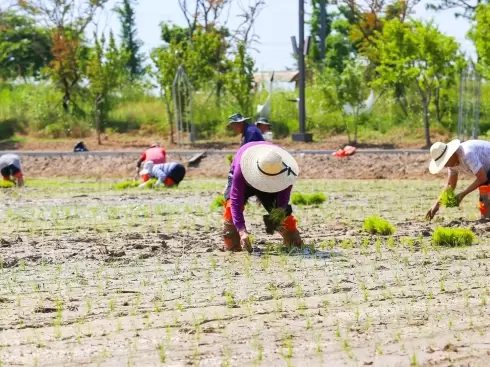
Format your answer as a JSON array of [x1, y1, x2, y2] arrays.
[[228, 113, 250, 125], [429, 139, 461, 174], [240, 144, 299, 193]]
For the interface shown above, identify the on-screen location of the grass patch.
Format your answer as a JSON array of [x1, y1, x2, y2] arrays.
[[291, 192, 327, 206], [363, 216, 396, 235], [432, 227, 475, 247], [210, 195, 226, 211], [0, 180, 15, 188], [440, 188, 459, 208]]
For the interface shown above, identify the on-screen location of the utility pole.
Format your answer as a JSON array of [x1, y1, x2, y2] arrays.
[[292, 0, 313, 142]]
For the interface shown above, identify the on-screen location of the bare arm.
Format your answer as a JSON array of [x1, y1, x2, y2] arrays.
[[458, 168, 488, 201]]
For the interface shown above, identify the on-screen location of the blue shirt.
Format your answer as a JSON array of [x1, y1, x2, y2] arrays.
[[151, 162, 178, 184], [241, 123, 264, 146]]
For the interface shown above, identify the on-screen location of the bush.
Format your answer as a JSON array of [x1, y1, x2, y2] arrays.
[[0, 119, 17, 140], [210, 195, 226, 211], [292, 192, 327, 206], [0, 180, 15, 188], [432, 227, 475, 247], [363, 216, 396, 235], [440, 188, 459, 208]]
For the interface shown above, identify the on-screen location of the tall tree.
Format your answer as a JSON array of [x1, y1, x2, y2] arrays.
[[18, 0, 107, 113], [373, 19, 461, 147], [224, 42, 255, 116], [469, 4, 490, 77], [0, 10, 52, 80], [320, 58, 371, 144], [114, 0, 143, 81], [86, 32, 128, 144]]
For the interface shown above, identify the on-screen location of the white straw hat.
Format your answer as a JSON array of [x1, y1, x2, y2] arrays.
[[240, 144, 299, 193], [429, 139, 461, 174]]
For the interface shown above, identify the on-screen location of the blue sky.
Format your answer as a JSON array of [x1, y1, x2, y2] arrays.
[[95, 0, 475, 71]]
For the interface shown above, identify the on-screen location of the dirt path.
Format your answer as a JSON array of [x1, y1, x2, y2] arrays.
[[17, 152, 435, 180]]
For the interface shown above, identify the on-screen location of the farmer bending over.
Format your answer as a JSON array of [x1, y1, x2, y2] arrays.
[[427, 139, 490, 220], [139, 161, 186, 188], [223, 141, 302, 252], [136, 142, 166, 178], [0, 153, 24, 187]]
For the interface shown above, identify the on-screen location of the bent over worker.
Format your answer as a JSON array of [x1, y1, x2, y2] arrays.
[[223, 141, 302, 252], [0, 153, 24, 187], [139, 161, 186, 188], [136, 143, 166, 177], [427, 139, 490, 220]]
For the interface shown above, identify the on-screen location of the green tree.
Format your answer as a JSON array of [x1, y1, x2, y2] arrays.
[[86, 32, 128, 144], [373, 19, 461, 147], [0, 10, 52, 80], [114, 0, 144, 81], [18, 0, 107, 113], [469, 4, 490, 77], [320, 58, 372, 144], [224, 42, 255, 116]]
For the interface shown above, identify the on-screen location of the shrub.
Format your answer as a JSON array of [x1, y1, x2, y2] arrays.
[[292, 192, 327, 205], [210, 195, 226, 211], [440, 188, 459, 208], [432, 227, 475, 247], [0, 180, 15, 188], [363, 216, 396, 235]]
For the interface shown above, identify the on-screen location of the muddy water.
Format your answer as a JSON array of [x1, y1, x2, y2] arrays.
[[1, 180, 490, 366]]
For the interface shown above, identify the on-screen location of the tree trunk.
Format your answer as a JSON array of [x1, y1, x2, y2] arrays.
[[395, 83, 409, 117], [163, 95, 174, 144], [434, 86, 441, 124], [423, 99, 431, 148], [95, 94, 103, 145]]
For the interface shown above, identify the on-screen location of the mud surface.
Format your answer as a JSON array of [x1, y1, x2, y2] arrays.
[[1, 179, 490, 366], [19, 152, 435, 180]]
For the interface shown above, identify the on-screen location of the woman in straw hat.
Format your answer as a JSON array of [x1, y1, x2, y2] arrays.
[[427, 139, 490, 220], [223, 141, 302, 252]]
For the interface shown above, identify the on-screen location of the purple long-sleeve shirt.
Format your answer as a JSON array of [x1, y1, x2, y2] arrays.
[[230, 141, 292, 232]]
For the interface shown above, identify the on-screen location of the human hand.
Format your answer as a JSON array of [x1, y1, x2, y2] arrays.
[[239, 230, 252, 253], [455, 192, 465, 205], [426, 202, 440, 221]]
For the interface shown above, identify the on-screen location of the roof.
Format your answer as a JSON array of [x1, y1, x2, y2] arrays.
[[254, 70, 299, 84]]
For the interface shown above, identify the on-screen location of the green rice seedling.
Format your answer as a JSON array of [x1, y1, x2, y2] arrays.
[[440, 188, 459, 208], [291, 192, 327, 205], [210, 195, 226, 211], [226, 154, 234, 165], [363, 216, 395, 235], [432, 227, 475, 247], [264, 208, 287, 234], [0, 180, 15, 188], [114, 180, 140, 190]]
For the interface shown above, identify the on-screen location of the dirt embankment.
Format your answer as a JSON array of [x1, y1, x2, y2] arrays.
[[20, 152, 436, 180]]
